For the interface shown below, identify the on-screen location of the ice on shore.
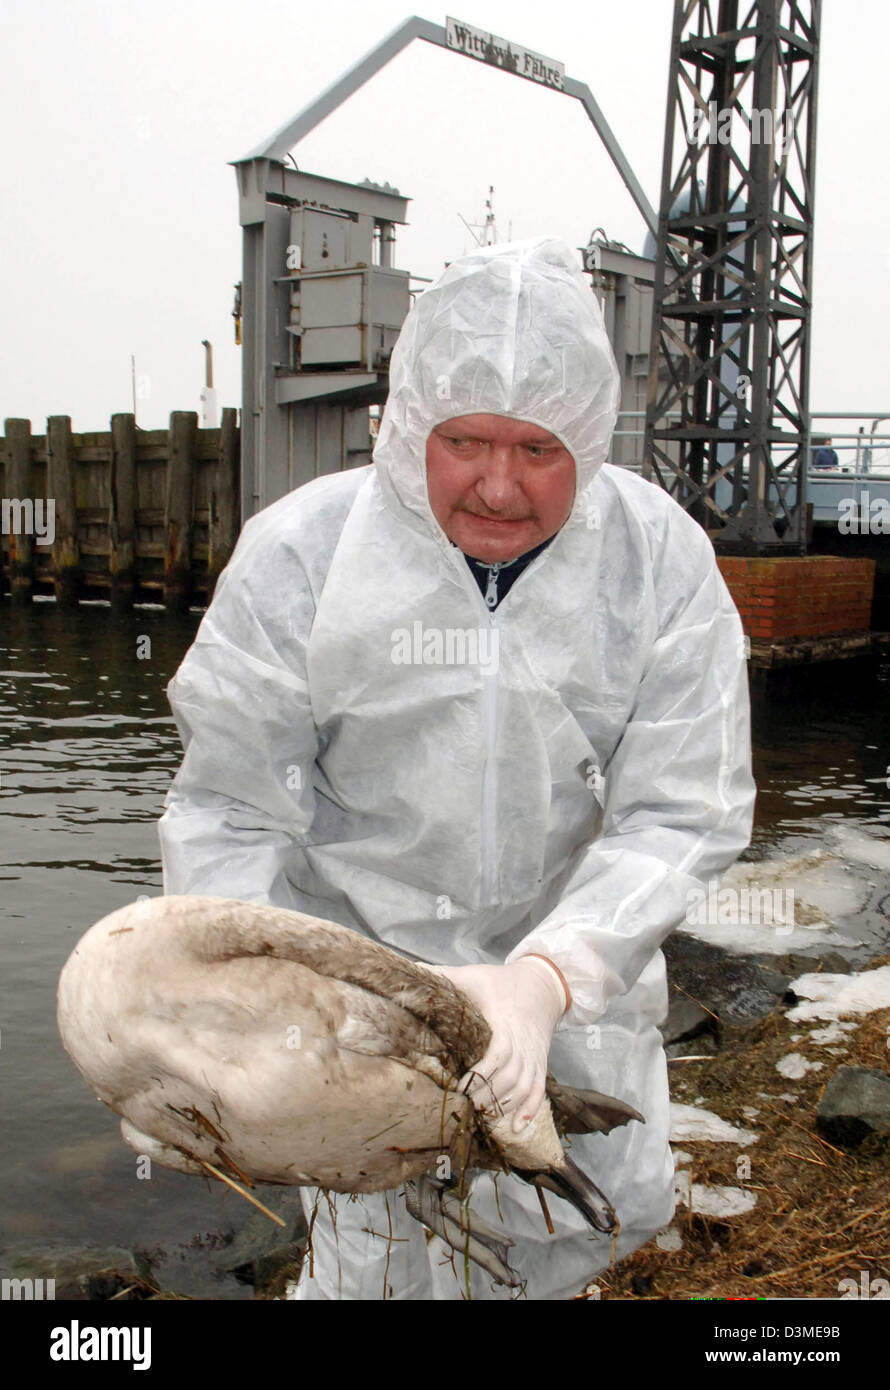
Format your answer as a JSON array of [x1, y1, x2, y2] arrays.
[[677, 823, 890, 955], [786, 965, 890, 1022], [677, 850, 856, 953], [829, 824, 890, 874]]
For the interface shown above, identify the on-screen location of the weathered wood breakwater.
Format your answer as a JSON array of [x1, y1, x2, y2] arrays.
[[0, 411, 240, 611]]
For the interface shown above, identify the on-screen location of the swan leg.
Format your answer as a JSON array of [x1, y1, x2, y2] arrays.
[[403, 1175, 520, 1288]]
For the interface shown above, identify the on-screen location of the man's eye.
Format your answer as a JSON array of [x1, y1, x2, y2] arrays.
[[526, 444, 554, 458]]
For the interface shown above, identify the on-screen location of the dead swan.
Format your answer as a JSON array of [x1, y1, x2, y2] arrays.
[[57, 895, 643, 1286]]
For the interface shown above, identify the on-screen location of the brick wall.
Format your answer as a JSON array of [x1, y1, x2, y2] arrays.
[[716, 556, 875, 641]]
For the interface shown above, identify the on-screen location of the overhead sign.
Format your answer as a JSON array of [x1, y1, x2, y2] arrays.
[[446, 16, 565, 91]]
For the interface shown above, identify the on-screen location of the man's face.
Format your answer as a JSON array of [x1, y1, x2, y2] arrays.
[[425, 414, 576, 563]]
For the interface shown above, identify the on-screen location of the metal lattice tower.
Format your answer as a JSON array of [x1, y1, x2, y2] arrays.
[[644, 0, 821, 552]]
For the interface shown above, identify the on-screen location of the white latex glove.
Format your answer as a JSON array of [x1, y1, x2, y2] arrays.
[[427, 957, 569, 1133]]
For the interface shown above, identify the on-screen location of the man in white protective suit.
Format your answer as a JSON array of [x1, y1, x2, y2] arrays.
[[159, 237, 756, 1300]]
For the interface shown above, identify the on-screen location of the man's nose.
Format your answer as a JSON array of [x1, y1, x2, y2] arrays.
[[474, 448, 522, 510]]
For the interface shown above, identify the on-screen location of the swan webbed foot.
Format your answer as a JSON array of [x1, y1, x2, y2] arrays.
[[403, 1174, 520, 1288]]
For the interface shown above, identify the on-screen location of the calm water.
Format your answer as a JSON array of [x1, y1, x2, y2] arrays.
[[1, 600, 888, 1287]]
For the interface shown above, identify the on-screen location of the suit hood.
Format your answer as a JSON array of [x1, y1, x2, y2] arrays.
[[373, 236, 621, 537]]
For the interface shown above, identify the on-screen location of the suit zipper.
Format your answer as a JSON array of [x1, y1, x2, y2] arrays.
[[479, 598, 499, 906], [444, 536, 555, 908], [480, 557, 519, 609]]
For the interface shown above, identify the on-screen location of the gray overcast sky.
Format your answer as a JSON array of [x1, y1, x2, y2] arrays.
[[2, 0, 888, 432]]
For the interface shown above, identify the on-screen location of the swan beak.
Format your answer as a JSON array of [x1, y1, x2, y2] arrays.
[[522, 1154, 618, 1234]]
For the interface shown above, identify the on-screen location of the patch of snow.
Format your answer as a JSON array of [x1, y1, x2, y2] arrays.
[[742, 1106, 760, 1120], [674, 1171, 758, 1218], [778, 1092, 798, 1103], [671, 1148, 693, 1166], [670, 1103, 758, 1145], [656, 1227, 684, 1252], [786, 965, 890, 1022], [808, 1020, 858, 1045], [776, 1052, 824, 1079]]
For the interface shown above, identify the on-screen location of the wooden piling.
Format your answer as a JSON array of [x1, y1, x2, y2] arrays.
[[109, 413, 136, 608], [2, 412, 241, 606], [207, 406, 241, 597], [163, 411, 197, 612], [47, 415, 82, 605], [4, 419, 35, 604]]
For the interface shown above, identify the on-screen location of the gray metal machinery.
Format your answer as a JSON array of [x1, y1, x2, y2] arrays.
[[232, 14, 659, 522], [584, 233, 655, 470], [234, 164, 410, 518], [644, 0, 820, 552]]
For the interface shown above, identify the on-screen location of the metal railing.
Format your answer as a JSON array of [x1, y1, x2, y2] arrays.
[[612, 411, 890, 477], [808, 413, 890, 476]]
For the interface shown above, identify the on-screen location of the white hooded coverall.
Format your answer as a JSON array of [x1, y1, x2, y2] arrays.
[[159, 237, 756, 1300]]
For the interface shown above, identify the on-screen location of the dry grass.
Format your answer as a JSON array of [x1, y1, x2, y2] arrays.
[[586, 961, 890, 1301]]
